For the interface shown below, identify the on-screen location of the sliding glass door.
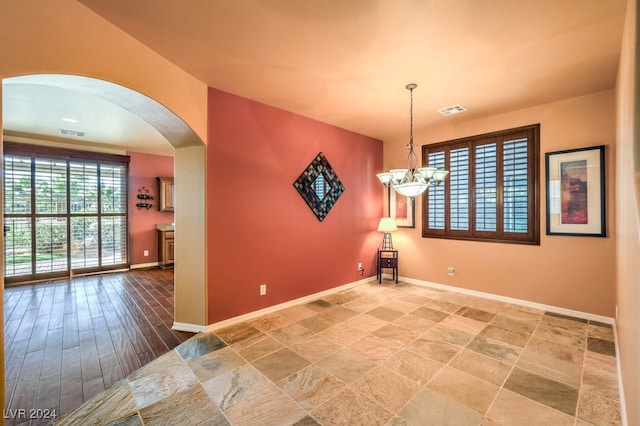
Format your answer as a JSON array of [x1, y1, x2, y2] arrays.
[[3, 144, 129, 284]]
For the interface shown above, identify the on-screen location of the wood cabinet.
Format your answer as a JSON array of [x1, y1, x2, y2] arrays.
[[158, 230, 174, 268], [157, 177, 174, 212]]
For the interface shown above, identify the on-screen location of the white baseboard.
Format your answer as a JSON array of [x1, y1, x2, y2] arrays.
[[172, 321, 207, 333], [130, 262, 159, 269], [177, 273, 614, 333], [198, 275, 614, 332], [204, 276, 372, 332], [612, 322, 628, 426], [400, 276, 615, 324]]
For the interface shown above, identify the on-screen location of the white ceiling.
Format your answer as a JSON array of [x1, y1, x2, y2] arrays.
[[3, 75, 176, 156], [2, 1, 628, 155]]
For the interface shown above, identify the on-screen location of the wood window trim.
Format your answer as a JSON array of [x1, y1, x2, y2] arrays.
[[421, 124, 540, 245], [3, 141, 131, 164]]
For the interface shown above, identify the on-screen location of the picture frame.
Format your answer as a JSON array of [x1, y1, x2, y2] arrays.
[[545, 145, 605, 237], [388, 186, 415, 228]]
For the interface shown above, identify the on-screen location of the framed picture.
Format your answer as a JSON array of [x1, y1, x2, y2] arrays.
[[389, 187, 415, 228], [545, 145, 605, 237]]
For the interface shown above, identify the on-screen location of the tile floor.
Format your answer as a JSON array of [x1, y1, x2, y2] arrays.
[[56, 279, 622, 425]]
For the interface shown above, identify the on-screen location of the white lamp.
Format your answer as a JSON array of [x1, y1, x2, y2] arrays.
[[377, 217, 398, 250]]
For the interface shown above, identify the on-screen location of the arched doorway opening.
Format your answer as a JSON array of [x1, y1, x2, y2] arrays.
[[2, 74, 207, 329]]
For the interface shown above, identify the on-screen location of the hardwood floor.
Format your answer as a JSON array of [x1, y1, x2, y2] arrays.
[[3, 268, 195, 425]]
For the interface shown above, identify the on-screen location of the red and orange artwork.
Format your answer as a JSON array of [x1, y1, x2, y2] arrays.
[[395, 193, 408, 219], [560, 160, 588, 224]]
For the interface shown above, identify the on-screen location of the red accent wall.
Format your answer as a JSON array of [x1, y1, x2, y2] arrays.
[[207, 88, 383, 323], [128, 151, 174, 265]]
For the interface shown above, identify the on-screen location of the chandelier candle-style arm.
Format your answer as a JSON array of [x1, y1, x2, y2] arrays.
[[376, 83, 449, 196]]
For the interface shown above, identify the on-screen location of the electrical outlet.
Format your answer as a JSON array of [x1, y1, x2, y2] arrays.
[[143, 250, 149, 257], [357, 262, 363, 270], [447, 267, 455, 276], [260, 284, 267, 296]]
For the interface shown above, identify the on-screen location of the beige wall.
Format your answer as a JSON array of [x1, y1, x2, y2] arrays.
[[385, 90, 616, 317], [0, 0, 208, 143], [615, 0, 638, 423], [174, 145, 207, 327]]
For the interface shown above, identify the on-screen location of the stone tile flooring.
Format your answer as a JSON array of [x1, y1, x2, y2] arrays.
[[56, 279, 622, 425]]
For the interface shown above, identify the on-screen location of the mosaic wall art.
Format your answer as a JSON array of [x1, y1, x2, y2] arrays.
[[293, 152, 344, 222]]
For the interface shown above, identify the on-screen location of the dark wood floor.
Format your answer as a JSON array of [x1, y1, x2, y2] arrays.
[[3, 268, 195, 425]]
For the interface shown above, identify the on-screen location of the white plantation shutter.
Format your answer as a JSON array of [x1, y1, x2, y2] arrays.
[[100, 163, 128, 266], [450, 147, 469, 231], [4, 155, 32, 214], [35, 158, 67, 214], [503, 138, 529, 233], [70, 161, 98, 213], [427, 151, 446, 230], [475, 143, 497, 232]]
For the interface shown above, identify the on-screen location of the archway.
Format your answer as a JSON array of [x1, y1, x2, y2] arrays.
[[1, 74, 207, 330]]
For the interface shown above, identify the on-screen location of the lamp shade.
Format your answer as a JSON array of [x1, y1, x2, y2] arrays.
[[376, 172, 393, 184], [434, 170, 450, 182], [393, 182, 429, 197], [417, 167, 437, 180], [377, 217, 398, 232], [389, 169, 409, 181]]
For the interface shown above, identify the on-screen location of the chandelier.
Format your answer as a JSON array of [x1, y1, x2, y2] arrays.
[[376, 83, 449, 197]]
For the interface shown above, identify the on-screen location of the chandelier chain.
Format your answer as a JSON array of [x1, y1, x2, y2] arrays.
[[409, 84, 413, 146], [407, 83, 417, 169], [375, 82, 448, 198]]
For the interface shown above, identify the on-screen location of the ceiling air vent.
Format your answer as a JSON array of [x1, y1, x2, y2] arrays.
[[437, 104, 467, 116], [59, 129, 86, 137]]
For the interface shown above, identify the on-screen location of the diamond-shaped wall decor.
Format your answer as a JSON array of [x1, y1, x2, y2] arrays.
[[293, 152, 344, 222]]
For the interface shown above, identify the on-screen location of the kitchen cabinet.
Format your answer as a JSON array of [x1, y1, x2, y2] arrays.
[[157, 177, 174, 212], [157, 224, 174, 268]]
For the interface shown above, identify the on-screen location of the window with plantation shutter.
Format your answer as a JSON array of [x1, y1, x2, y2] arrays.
[[3, 142, 130, 284], [422, 124, 540, 245]]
